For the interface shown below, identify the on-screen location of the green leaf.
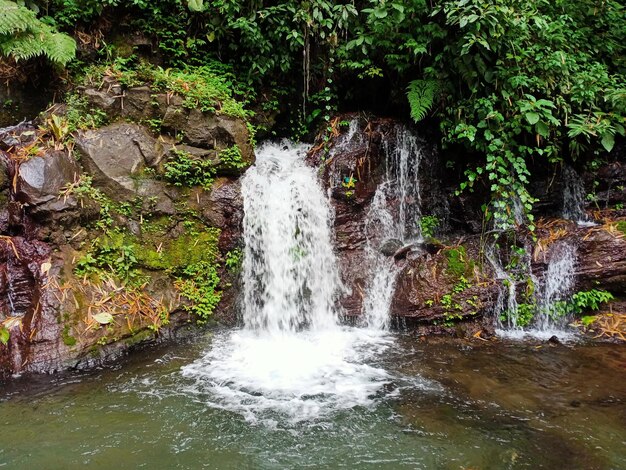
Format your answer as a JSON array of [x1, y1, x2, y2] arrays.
[[92, 312, 114, 325], [373, 8, 388, 19], [0, 327, 9, 346], [188, 0, 204, 12], [601, 133, 615, 152], [581, 315, 597, 327], [535, 121, 549, 138], [525, 112, 540, 125]]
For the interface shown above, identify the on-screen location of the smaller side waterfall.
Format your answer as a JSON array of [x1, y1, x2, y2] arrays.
[[562, 165, 591, 224], [491, 239, 579, 340], [536, 241, 577, 331], [488, 248, 519, 330], [361, 126, 426, 329]]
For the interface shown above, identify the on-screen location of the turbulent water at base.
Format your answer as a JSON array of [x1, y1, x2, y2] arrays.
[[361, 126, 426, 329], [181, 141, 392, 425]]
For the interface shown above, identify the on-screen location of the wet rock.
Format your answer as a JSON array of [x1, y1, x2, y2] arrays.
[[83, 88, 120, 114], [0, 121, 37, 151], [585, 161, 626, 207], [120, 86, 155, 122], [0, 154, 8, 193], [74, 122, 170, 200], [162, 109, 254, 165], [380, 238, 403, 256], [575, 224, 626, 292], [548, 335, 561, 345], [390, 238, 498, 322], [0, 236, 56, 376], [393, 243, 421, 260], [15, 150, 80, 208], [197, 177, 244, 252], [78, 84, 254, 173]]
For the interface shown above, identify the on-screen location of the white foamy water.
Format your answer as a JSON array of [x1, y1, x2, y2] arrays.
[[181, 141, 393, 424], [494, 328, 578, 342], [181, 328, 393, 424]]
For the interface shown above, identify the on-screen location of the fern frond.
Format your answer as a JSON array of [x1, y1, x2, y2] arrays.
[[42, 32, 76, 65], [0, 0, 38, 35], [407, 79, 438, 123], [0, 31, 46, 62], [0, 3, 76, 66]]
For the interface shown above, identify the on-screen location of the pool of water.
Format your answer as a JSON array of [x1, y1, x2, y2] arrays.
[[1, 330, 625, 469]]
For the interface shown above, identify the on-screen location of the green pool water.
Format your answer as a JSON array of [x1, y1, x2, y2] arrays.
[[0, 331, 624, 469]]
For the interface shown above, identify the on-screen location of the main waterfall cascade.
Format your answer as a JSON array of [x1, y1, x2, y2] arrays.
[[241, 142, 342, 333], [181, 141, 395, 424]]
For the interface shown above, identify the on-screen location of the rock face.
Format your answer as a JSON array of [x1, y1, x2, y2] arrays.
[[0, 89, 251, 377], [307, 115, 453, 321], [80, 84, 254, 166], [15, 150, 80, 207], [390, 241, 499, 323], [573, 225, 626, 292]]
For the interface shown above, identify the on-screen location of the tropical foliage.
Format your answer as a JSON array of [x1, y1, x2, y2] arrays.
[[2, 0, 625, 228]]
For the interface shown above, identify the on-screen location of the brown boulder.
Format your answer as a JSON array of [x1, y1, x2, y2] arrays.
[[15, 150, 80, 209], [390, 241, 498, 322], [575, 224, 626, 292]]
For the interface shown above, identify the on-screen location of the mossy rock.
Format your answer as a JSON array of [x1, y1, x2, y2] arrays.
[[102, 219, 221, 272]]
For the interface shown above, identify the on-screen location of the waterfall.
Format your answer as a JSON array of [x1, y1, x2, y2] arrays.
[[181, 141, 391, 424], [362, 126, 425, 329], [491, 239, 578, 341], [241, 141, 342, 333], [487, 246, 520, 330], [535, 241, 577, 331], [562, 165, 592, 225]]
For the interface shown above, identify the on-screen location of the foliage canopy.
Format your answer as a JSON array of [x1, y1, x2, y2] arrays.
[[3, 0, 625, 227]]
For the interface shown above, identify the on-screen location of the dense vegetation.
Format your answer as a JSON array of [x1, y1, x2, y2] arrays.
[[1, 0, 624, 227]]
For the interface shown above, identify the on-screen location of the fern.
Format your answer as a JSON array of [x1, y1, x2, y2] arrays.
[[0, 0, 76, 66], [407, 79, 438, 123], [0, 0, 37, 35]]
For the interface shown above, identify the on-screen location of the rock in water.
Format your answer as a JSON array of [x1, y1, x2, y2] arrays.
[[379, 238, 403, 256]]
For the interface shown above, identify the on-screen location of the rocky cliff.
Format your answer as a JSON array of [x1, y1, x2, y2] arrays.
[[0, 82, 251, 377]]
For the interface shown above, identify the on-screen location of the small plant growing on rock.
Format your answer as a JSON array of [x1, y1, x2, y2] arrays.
[[225, 248, 243, 273], [218, 145, 246, 170], [419, 215, 439, 239], [175, 261, 222, 322], [164, 150, 215, 189]]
